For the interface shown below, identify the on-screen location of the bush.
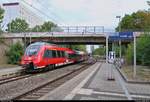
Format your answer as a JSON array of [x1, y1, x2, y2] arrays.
[[5, 42, 23, 64], [93, 47, 105, 56], [125, 33, 150, 66], [125, 44, 133, 65], [142, 42, 150, 67]]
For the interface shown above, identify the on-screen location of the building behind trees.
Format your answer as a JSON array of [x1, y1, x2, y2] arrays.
[[1, 2, 44, 31]]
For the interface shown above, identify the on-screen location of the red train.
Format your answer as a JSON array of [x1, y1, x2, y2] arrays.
[[21, 42, 87, 72]]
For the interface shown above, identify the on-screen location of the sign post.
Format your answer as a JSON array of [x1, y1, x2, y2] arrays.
[[133, 33, 136, 78], [107, 51, 115, 80]]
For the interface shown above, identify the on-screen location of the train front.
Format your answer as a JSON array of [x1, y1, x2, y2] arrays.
[[21, 44, 42, 72]]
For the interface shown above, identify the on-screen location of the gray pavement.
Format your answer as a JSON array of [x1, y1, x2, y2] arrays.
[[39, 62, 150, 100], [85, 63, 125, 93], [0, 66, 22, 77]]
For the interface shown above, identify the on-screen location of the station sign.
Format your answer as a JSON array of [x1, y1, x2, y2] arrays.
[[109, 32, 133, 41], [119, 32, 133, 40]]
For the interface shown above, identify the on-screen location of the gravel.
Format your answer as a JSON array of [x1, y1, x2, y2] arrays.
[[0, 63, 85, 100]]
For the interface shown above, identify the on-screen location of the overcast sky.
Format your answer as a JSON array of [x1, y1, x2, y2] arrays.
[[0, 0, 149, 30], [0, 0, 149, 52]]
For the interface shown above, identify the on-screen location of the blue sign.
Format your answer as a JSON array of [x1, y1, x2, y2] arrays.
[[109, 36, 120, 41], [119, 32, 133, 40], [109, 32, 133, 41]]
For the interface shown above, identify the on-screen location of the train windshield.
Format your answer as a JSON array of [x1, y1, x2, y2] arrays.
[[25, 45, 41, 56]]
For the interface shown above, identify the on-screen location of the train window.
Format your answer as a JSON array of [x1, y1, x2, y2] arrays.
[[43, 50, 49, 58], [52, 50, 57, 58], [25, 45, 40, 56], [60, 51, 62, 57], [43, 50, 52, 58], [61, 51, 65, 57], [57, 51, 61, 57]]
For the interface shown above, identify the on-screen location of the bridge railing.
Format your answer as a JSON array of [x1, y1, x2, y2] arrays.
[[51, 26, 105, 34]]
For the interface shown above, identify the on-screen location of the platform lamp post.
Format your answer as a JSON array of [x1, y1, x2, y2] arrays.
[[116, 16, 121, 59]]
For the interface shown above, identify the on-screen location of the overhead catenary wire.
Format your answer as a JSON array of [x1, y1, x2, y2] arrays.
[[36, 0, 65, 25], [21, 0, 61, 25]]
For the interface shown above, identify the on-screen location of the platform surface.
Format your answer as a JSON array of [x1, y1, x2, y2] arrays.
[[0, 66, 22, 77], [39, 62, 150, 100]]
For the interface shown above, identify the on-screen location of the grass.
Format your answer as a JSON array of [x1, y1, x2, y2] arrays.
[[121, 65, 150, 82]]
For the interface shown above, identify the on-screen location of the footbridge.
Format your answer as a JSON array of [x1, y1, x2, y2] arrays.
[[0, 26, 143, 45]]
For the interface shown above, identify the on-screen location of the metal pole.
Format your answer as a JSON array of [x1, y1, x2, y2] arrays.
[[112, 42, 114, 51], [133, 33, 136, 78], [119, 40, 121, 58], [24, 33, 26, 51], [119, 17, 121, 59], [29, 33, 31, 44], [9, 8, 11, 32], [106, 34, 108, 63]]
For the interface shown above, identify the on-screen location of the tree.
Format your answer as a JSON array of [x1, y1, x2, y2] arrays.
[[116, 10, 150, 32], [0, 8, 4, 33], [125, 44, 133, 65], [125, 33, 150, 66], [143, 42, 150, 67], [0, 8, 4, 24], [5, 41, 24, 64], [136, 33, 150, 65], [69, 45, 86, 52], [40, 21, 57, 32], [6, 18, 29, 33], [31, 25, 42, 32], [31, 21, 59, 32], [93, 47, 105, 56]]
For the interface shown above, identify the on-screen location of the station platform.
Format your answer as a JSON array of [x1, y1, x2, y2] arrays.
[[39, 62, 132, 100], [0, 66, 22, 78]]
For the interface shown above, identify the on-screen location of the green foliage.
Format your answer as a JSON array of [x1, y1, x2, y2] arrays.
[[0, 8, 4, 33], [114, 46, 120, 57], [125, 33, 150, 66], [6, 18, 29, 33], [142, 42, 150, 67], [136, 33, 150, 65], [0, 8, 4, 24], [116, 10, 150, 32], [93, 47, 105, 56], [114, 45, 126, 57], [69, 45, 86, 52], [5, 42, 23, 64], [31, 25, 41, 32], [31, 21, 57, 32], [41, 21, 57, 32], [125, 44, 133, 64]]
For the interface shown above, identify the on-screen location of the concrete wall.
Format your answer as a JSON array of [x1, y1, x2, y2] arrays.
[[0, 38, 24, 64], [0, 39, 12, 64]]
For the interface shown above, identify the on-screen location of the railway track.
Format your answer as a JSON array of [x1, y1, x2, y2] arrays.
[[14, 62, 95, 100], [0, 64, 77, 85], [0, 74, 32, 85]]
